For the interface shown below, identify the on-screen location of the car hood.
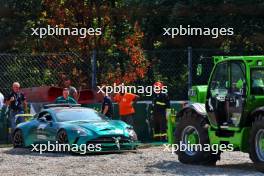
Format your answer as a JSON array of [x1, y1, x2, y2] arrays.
[[66, 120, 128, 135]]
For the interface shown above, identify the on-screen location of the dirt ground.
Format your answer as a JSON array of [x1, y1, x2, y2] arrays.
[[0, 146, 263, 176]]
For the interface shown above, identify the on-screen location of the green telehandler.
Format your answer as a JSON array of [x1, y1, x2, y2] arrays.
[[175, 56, 264, 172]]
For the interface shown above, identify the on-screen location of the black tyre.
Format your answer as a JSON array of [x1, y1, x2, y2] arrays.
[[249, 115, 264, 172], [13, 129, 25, 148], [175, 109, 220, 165], [57, 129, 69, 144]]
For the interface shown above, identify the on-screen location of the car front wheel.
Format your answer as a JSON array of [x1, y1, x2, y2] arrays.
[[57, 129, 69, 144]]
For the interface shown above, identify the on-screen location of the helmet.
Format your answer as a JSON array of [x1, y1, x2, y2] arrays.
[[154, 81, 164, 94], [154, 81, 164, 88]]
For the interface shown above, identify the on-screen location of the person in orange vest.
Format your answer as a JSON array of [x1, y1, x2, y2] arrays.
[[152, 81, 170, 135], [114, 90, 139, 126]]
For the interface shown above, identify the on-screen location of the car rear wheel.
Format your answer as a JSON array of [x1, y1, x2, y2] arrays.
[[249, 115, 264, 172], [13, 130, 24, 148]]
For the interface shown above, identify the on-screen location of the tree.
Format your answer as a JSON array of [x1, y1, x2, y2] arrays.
[[0, 0, 41, 52], [28, 0, 149, 87], [127, 0, 264, 52]]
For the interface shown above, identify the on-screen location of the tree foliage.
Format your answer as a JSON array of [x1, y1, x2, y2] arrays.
[[2, 0, 264, 99], [127, 0, 264, 52], [29, 0, 149, 86]]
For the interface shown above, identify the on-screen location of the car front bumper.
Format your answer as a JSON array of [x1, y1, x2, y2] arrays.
[[72, 135, 139, 153]]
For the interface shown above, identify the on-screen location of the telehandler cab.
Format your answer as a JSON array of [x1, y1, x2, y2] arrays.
[[175, 56, 264, 172]]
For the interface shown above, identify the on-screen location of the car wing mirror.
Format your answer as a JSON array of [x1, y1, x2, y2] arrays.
[[48, 121, 53, 126]]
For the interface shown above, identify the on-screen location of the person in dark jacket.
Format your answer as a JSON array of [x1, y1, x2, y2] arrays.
[[152, 81, 170, 135], [101, 87, 113, 118], [6, 82, 28, 132]]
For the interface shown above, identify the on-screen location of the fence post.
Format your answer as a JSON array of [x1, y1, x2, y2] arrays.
[[187, 46, 192, 89], [91, 50, 97, 89]]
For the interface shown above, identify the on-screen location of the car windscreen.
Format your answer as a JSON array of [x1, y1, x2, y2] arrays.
[[55, 108, 107, 122]]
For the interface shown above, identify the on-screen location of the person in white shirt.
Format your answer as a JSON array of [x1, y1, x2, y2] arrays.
[[0, 92, 4, 109]]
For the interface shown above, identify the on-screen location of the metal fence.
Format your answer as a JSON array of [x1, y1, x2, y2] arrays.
[[144, 49, 188, 100], [0, 52, 91, 96], [0, 48, 262, 100]]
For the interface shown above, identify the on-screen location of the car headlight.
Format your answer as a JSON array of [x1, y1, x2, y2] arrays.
[[126, 127, 138, 141], [72, 128, 88, 136]]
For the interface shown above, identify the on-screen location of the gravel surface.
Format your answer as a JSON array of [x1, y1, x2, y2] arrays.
[[0, 146, 263, 176]]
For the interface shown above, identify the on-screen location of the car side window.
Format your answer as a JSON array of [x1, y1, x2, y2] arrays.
[[38, 112, 53, 122]]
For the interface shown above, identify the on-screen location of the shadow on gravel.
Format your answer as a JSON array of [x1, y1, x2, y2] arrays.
[[146, 160, 261, 175], [217, 162, 257, 172], [3, 148, 138, 157], [3, 148, 71, 157]]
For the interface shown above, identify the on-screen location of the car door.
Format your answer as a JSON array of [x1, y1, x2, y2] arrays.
[[25, 114, 41, 144], [35, 111, 54, 143], [42, 113, 57, 142]]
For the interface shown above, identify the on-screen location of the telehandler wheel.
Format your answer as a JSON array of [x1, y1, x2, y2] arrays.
[[175, 110, 220, 165], [249, 115, 264, 172]]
